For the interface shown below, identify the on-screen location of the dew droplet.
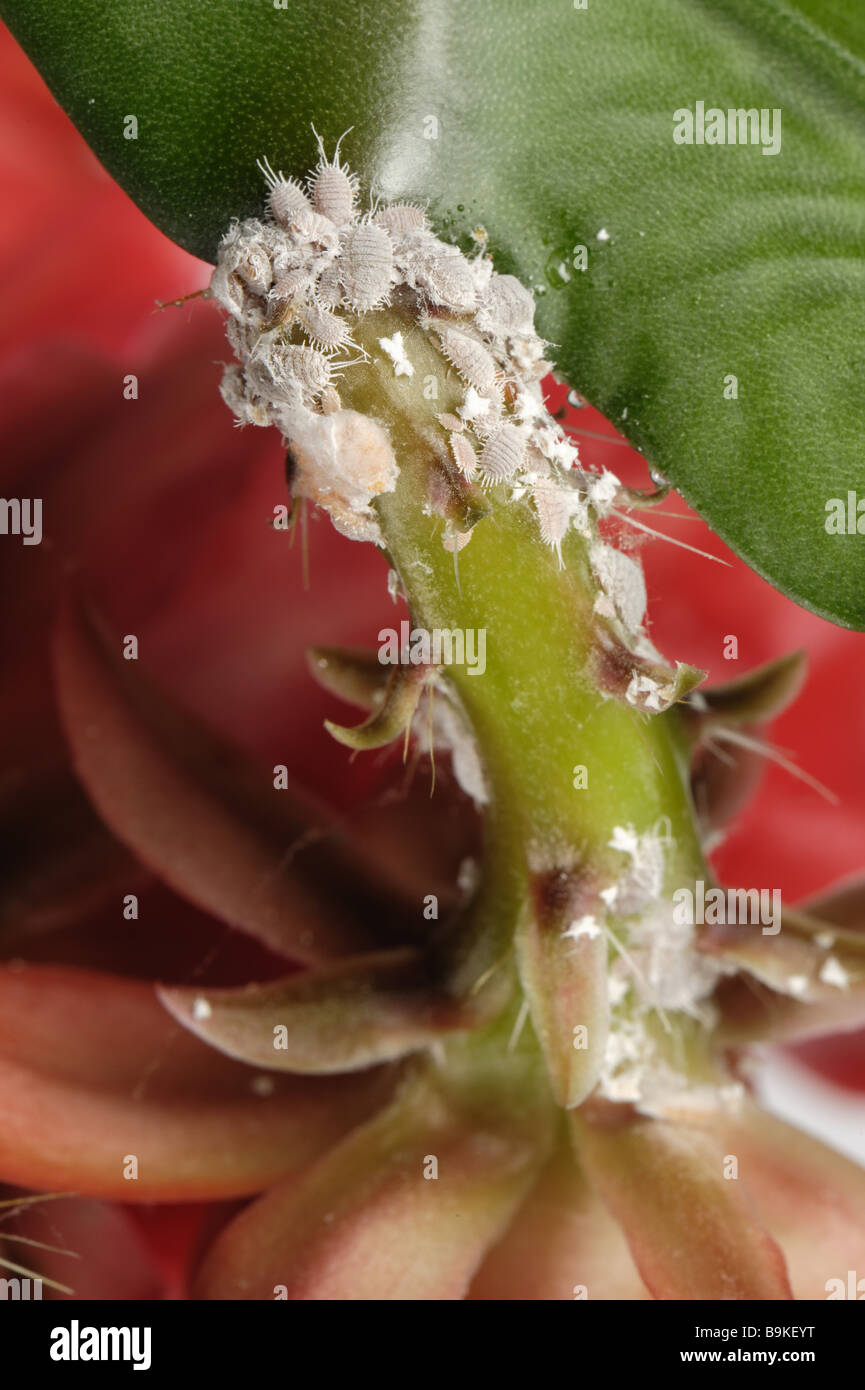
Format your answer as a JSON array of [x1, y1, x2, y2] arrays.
[[544, 248, 576, 290], [567, 389, 587, 409]]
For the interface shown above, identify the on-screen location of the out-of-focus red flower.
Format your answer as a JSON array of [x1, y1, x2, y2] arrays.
[[2, 22, 864, 1299]]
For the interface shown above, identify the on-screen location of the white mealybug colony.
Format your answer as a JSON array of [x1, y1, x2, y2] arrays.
[[212, 128, 635, 565]]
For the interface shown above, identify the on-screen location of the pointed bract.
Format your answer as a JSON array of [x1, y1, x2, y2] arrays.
[[515, 873, 609, 1109], [572, 1103, 793, 1300], [194, 1070, 547, 1300], [682, 650, 807, 737], [324, 662, 429, 750], [159, 947, 498, 1075]]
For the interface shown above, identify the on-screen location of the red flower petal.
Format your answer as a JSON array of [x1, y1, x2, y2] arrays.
[[799, 874, 865, 932], [0, 764, 137, 948], [54, 598, 391, 963], [0, 27, 205, 362], [0, 963, 394, 1200]]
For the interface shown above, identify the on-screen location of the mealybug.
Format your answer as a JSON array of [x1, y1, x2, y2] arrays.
[[309, 127, 360, 227], [478, 423, 526, 484], [257, 156, 312, 228]]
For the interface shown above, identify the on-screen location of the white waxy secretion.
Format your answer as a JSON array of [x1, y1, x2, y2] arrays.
[[378, 331, 414, 377]]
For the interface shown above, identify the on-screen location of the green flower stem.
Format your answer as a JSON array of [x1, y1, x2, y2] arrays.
[[340, 310, 709, 1015]]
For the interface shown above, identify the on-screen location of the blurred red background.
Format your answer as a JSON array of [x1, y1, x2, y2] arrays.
[[1, 23, 864, 1295]]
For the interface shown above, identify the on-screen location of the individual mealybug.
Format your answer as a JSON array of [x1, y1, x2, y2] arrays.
[[435, 327, 498, 395], [338, 219, 394, 311], [309, 127, 359, 228], [257, 156, 312, 228], [478, 423, 527, 484]]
